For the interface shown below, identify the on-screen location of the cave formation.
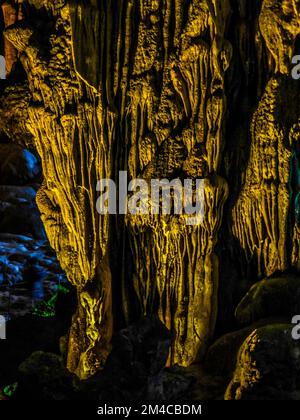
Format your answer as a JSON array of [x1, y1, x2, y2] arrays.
[[0, 0, 300, 387]]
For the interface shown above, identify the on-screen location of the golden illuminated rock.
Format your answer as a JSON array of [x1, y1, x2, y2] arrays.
[[232, 1, 300, 277], [1, 1, 18, 75], [225, 324, 299, 400], [0, 0, 300, 380]]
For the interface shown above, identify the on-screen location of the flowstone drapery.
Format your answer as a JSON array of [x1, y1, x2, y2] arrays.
[[0, 0, 300, 379]]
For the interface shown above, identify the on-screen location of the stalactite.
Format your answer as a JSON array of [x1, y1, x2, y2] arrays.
[[0, 0, 231, 376], [1, 0, 300, 381], [1, 1, 18, 75], [231, 0, 300, 278], [124, 0, 231, 365], [3, 1, 115, 378]]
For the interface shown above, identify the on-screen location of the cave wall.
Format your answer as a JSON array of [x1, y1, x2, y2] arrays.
[[0, 0, 300, 379]]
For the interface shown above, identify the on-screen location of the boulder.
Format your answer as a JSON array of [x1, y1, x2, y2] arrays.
[[0, 144, 40, 185], [0, 286, 75, 389], [0, 186, 45, 239], [165, 364, 227, 401], [235, 274, 300, 325], [0, 234, 67, 317], [101, 316, 171, 397], [205, 317, 289, 378], [104, 315, 170, 377], [146, 369, 192, 400], [225, 323, 300, 400], [16, 351, 75, 400], [0, 185, 36, 202], [80, 316, 171, 400]]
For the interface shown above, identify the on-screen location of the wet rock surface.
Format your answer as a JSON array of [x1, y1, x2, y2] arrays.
[[0, 233, 66, 318], [0, 141, 67, 319], [0, 144, 44, 239]]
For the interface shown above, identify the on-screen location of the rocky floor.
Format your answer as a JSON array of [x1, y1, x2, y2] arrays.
[[0, 141, 73, 393], [0, 234, 67, 318], [0, 142, 67, 319]]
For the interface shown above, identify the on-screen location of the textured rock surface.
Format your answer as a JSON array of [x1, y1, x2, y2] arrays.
[[0, 186, 45, 238], [16, 351, 76, 400], [0, 144, 40, 185], [82, 316, 179, 400], [1, 1, 18, 75], [205, 317, 290, 378], [0, 303, 75, 388], [0, 233, 67, 317], [230, 0, 300, 278], [0, 136, 66, 319], [225, 324, 300, 400], [235, 275, 300, 325], [13, 318, 190, 400], [0, 0, 230, 377], [0, 0, 300, 382]]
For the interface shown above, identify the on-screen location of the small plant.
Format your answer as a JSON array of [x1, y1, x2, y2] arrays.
[[0, 382, 18, 399], [31, 284, 69, 318]]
